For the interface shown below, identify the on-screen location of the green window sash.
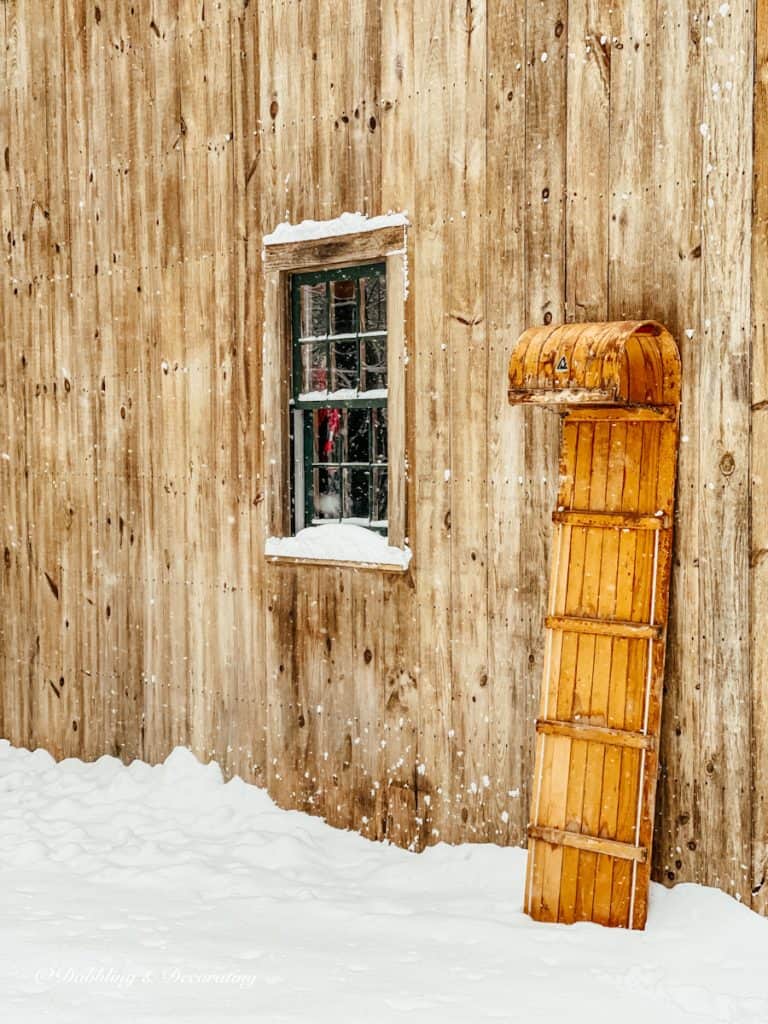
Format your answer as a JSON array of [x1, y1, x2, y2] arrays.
[[290, 262, 388, 535]]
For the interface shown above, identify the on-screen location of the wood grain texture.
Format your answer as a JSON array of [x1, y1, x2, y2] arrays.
[[445, 0, 490, 841], [520, 0, 568, 858], [0, 0, 764, 916], [565, 0, 610, 324], [696, 0, 753, 907], [751, 0, 768, 916], [262, 224, 406, 273], [378, 0, 421, 849], [485, 0, 530, 845], [408, 0, 453, 845]]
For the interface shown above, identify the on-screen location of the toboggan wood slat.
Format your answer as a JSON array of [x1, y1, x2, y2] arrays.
[[544, 615, 663, 641], [552, 510, 668, 530], [508, 321, 681, 930], [527, 826, 648, 863], [535, 718, 656, 751]]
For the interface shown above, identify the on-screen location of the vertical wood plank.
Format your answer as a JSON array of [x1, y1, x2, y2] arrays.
[[486, 0, 529, 845], [523, 0, 568, 865], [446, 0, 490, 842], [651, 1, 704, 893], [607, 0, 657, 320], [378, 0, 421, 847], [697, 0, 753, 906], [565, 0, 610, 322], [752, 0, 768, 916], [411, 0, 453, 843]]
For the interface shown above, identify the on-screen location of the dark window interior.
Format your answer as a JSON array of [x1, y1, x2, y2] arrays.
[[290, 264, 387, 534]]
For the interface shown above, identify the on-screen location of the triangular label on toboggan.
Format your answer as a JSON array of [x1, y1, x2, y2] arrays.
[[556, 355, 568, 372], [508, 321, 681, 929]]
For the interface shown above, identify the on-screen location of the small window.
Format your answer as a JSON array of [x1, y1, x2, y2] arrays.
[[262, 215, 408, 567], [290, 264, 388, 534]]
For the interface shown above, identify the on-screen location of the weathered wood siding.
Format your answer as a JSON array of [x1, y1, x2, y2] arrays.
[[752, 0, 768, 915], [0, 2, 763, 908]]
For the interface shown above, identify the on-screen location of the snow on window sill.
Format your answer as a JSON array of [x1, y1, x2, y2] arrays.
[[265, 524, 412, 573], [295, 388, 388, 403]]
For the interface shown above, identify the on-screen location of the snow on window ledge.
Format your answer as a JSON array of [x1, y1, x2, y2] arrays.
[[296, 387, 388, 403], [262, 211, 409, 248], [265, 524, 412, 571]]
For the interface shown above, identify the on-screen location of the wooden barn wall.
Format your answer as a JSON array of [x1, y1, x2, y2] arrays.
[[0, 1, 761, 908]]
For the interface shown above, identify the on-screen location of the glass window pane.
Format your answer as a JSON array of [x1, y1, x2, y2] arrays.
[[372, 466, 388, 523], [314, 466, 341, 521], [292, 266, 389, 534], [362, 337, 387, 392], [301, 342, 328, 394], [313, 408, 342, 463], [330, 279, 357, 335], [372, 407, 387, 464], [343, 467, 370, 521], [360, 273, 386, 332], [345, 408, 370, 464], [330, 340, 358, 391], [360, 274, 386, 332], [300, 282, 327, 338]]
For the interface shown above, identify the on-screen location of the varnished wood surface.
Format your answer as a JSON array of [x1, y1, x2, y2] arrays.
[[527, 826, 647, 864], [536, 719, 656, 752], [508, 321, 681, 407], [514, 327, 681, 927], [0, 1, 762, 913]]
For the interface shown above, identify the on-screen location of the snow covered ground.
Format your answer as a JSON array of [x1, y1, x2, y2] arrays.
[[1, 741, 766, 1024]]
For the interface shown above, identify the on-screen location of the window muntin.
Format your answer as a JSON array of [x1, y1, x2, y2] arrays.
[[290, 263, 388, 534]]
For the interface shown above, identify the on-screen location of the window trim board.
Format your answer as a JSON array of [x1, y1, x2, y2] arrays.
[[385, 249, 407, 550], [262, 223, 406, 274], [265, 554, 409, 574]]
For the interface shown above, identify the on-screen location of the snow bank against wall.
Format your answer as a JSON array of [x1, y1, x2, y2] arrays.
[[1, 740, 767, 1023]]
